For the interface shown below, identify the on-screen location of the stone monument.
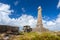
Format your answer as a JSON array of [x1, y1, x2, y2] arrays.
[[33, 6, 49, 32]]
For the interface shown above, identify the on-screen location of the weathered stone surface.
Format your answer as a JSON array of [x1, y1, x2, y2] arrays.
[[23, 25, 32, 32], [0, 25, 19, 34], [33, 6, 49, 32]]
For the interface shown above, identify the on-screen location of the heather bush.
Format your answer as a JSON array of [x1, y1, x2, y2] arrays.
[[19, 32, 60, 40], [0, 32, 60, 40]]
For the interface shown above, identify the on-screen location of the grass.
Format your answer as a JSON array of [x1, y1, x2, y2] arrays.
[[0, 32, 60, 40], [18, 32, 60, 40]]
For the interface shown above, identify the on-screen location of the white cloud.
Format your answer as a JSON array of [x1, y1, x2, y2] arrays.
[[14, 1, 19, 6], [0, 3, 13, 25], [22, 8, 26, 12], [0, 3, 36, 28], [0, 3, 60, 31], [43, 14, 60, 31], [57, 0, 60, 8]]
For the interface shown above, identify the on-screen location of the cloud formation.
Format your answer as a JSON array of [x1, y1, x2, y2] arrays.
[[57, 0, 60, 8], [0, 3, 60, 31], [14, 1, 19, 6], [0, 3, 36, 28], [43, 14, 60, 31], [22, 8, 26, 12]]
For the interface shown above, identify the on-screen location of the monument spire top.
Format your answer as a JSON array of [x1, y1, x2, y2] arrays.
[[38, 6, 41, 9]]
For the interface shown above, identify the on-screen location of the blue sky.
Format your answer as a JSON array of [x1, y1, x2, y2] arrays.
[[0, 0, 60, 31], [0, 0, 60, 19]]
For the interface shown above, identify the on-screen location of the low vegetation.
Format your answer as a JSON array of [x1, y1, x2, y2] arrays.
[[0, 32, 60, 40], [18, 32, 60, 40]]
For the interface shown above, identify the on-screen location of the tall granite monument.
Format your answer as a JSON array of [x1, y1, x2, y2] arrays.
[[33, 6, 48, 32]]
